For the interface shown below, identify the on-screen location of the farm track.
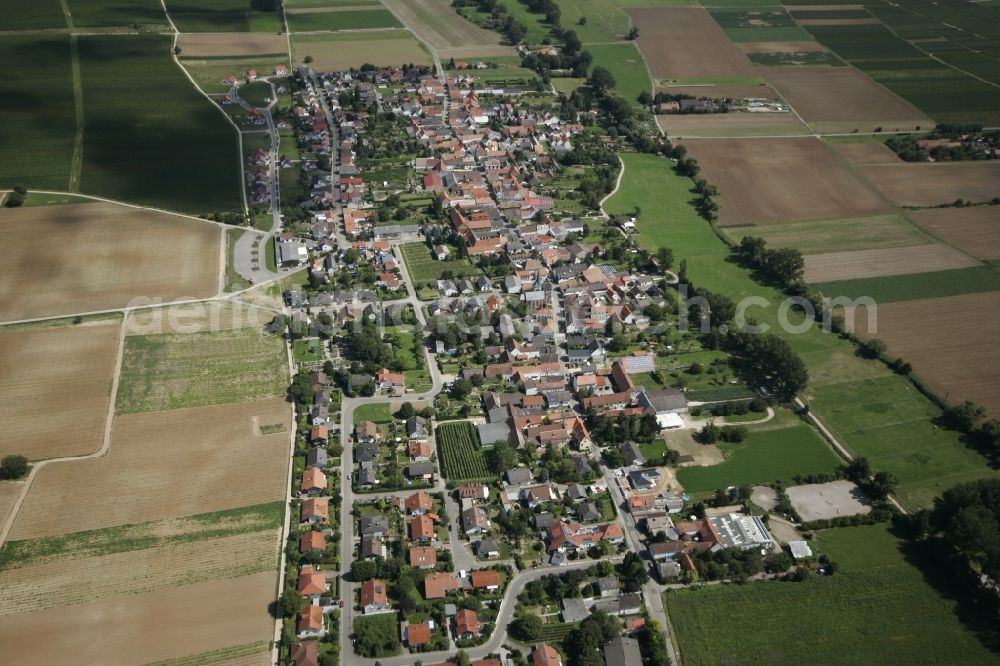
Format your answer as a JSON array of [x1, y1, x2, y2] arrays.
[[57, 0, 84, 192]]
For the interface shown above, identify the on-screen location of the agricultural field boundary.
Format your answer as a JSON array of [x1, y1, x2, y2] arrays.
[[57, 0, 84, 192]]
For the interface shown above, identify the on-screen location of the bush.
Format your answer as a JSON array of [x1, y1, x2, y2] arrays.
[[0, 454, 29, 480]]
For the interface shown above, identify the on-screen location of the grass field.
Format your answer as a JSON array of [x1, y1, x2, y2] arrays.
[[401, 242, 482, 283], [0, 203, 221, 321], [0, 320, 120, 461], [437, 421, 492, 481], [605, 152, 995, 510], [116, 328, 288, 414], [803, 243, 979, 284], [0, 35, 77, 190], [182, 57, 288, 94], [290, 30, 432, 70], [165, 0, 282, 32], [66, 0, 169, 27], [552, 0, 631, 43], [814, 265, 1000, 304], [586, 43, 652, 103], [239, 80, 273, 107], [667, 524, 997, 664], [676, 422, 841, 495], [0, 0, 65, 30], [9, 398, 291, 540], [286, 9, 401, 32], [77, 35, 241, 213], [354, 403, 391, 424], [380, 0, 509, 52]]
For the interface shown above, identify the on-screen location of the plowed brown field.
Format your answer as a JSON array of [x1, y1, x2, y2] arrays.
[[8, 398, 291, 540], [803, 244, 979, 283], [627, 7, 754, 80], [909, 207, 1000, 261], [852, 291, 1000, 414], [0, 320, 120, 460], [859, 162, 1000, 207], [685, 137, 892, 226], [0, 203, 220, 321], [0, 573, 276, 666]]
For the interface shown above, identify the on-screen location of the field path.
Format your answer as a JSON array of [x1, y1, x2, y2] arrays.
[[0, 316, 127, 549], [58, 0, 84, 192], [376, 0, 444, 80], [598, 154, 627, 220]]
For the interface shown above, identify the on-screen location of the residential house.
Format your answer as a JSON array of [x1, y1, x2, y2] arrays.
[[359, 515, 390, 537], [300, 468, 328, 495], [424, 571, 460, 599], [407, 462, 436, 479], [454, 609, 481, 639], [505, 467, 533, 485], [298, 566, 327, 599], [291, 641, 319, 666], [476, 538, 500, 558], [408, 440, 432, 461], [361, 535, 387, 560], [359, 579, 390, 614], [409, 545, 437, 569], [407, 416, 430, 438], [307, 447, 328, 469], [300, 530, 326, 555], [462, 506, 491, 534], [355, 421, 379, 443], [532, 644, 563, 666], [298, 606, 325, 638], [469, 569, 501, 591], [405, 621, 433, 649], [404, 491, 434, 515], [621, 441, 645, 467], [301, 498, 329, 525], [410, 514, 436, 542], [603, 636, 642, 666]]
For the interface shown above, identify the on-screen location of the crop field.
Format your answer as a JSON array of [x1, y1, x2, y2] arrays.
[[848, 291, 1000, 415], [290, 31, 432, 70], [762, 65, 931, 133], [401, 242, 482, 283], [0, 572, 277, 665], [165, 0, 282, 32], [8, 398, 291, 540], [127, 301, 270, 336], [0, 203, 220, 322], [77, 35, 242, 213], [676, 422, 841, 496], [656, 83, 778, 100], [858, 162, 1000, 207], [802, 243, 979, 283], [746, 50, 842, 66], [626, 8, 755, 80], [379, 0, 509, 51], [176, 33, 289, 58], [810, 373, 997, 509], [0, 529, 278, 616], [65, 0, 169, 27], [721, 214, 931, 255], [437, 421, 491, 481], [816, 265, 1000, 304], [708, 8, 813, 43], [0, 0, 65, 30], [667, 524, 996, 664], [116, 327, 287, 414], [0, 35, 76, 191], [0, 320, 120, 461], [586, 43, 652, 104], [802, 23, 1000, 125], [737, 40, 828, 54], [657, 112, 809, 138], [286, 9, 401, 32], [684, 137, 891, 226], [550, 0, 632, 43], [908, 207, 1000, 261]]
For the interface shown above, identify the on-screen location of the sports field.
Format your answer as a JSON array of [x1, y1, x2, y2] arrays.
[[676, 422, 841, 495], [667, 524, 996, 664], [684, 137, 891, 226], [291, 31, 432, 70], [0, 320, 120, 461], [0, 203, 221, 322], [77, 35, 242, 213]]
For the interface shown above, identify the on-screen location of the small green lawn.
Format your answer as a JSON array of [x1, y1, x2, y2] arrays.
[[293, 338, 324, 364], [238, 80, 272, 107], [266, 236, 277, 272], [354, 403, 391, 424]]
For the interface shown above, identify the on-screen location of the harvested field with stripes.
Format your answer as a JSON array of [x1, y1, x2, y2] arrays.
[[803, 244, 979, 283], [909, 207, 1000, 261], [858, 162, 1000, 208]]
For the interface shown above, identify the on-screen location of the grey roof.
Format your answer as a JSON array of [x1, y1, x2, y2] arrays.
[[505, 467, 533, 485], [307, 447, 328, 468], [639, 388, 687, 413], [627, 469, 661, 490], [355, 443, 378, 463], [478, 421, 512, 447], [657, 561, 682, 579], [621, 442, 645, 467], [604, 636, 642, 666], [565, 484, 587, 501], [533, 512, 556, 529], [407, 462, 435, 477], [560, 597, 589, 623], [597, 576, 620, 594], [406, 416, 429, 437], [578, 502, 600, 522], [476, 538, 500, 556], [359, 515, 389, 535]]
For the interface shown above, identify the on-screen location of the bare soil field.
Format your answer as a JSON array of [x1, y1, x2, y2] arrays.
[[0, 482, 23, 535], [831, 141, 902, 165], [290, 31, 431, 70], [379, 0, 507, 50], [0, 572, 276, 665], [657, 112, 809, 137], [797, 17, 880, 25], [439, 45, 518, 59], [176, 33, 289, 57], [787, 480, 872, 522], [909, 207, 1000, 261], [722, 214, 932, 255], [664, 430, 725, 467], [0, 203, 220, 322], [0, 320, 120, 460], [858, 162, 1000, 207], [0, 530, 278, 615], [626, 8, 754, 80], [803, 243, 979, 283], [763, 66, 931, 133], [685, 137, 892, 226], [852, 291, 1000, 414], [8, 398, 291, 540], [657, 84, 779, 100], [738, 41, 828, 54]]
